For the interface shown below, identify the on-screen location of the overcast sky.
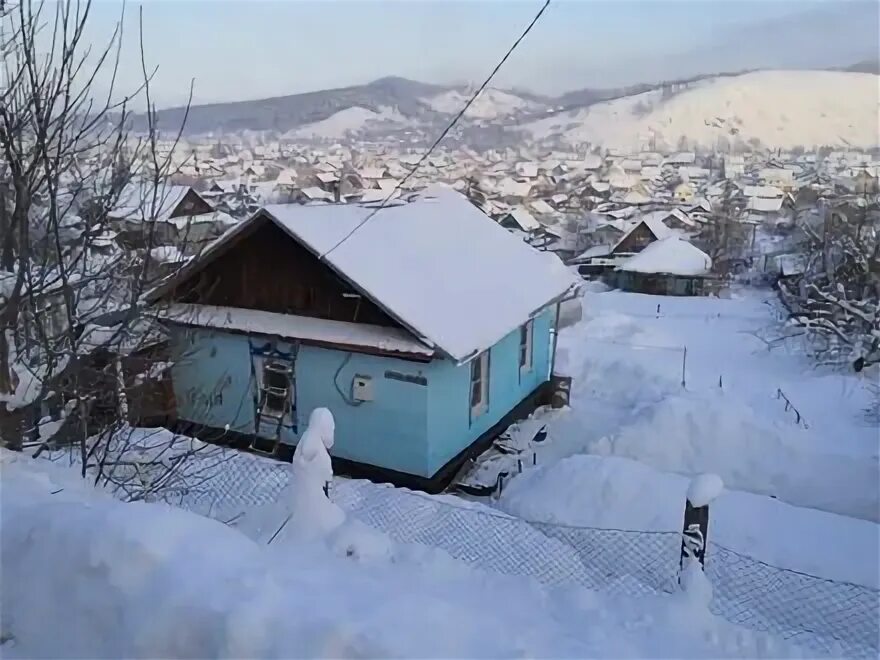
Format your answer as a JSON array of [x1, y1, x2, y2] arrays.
[[83, 0, 878, 107]]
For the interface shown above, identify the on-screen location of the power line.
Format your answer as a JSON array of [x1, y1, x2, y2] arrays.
[[319, 0, 552, 261]]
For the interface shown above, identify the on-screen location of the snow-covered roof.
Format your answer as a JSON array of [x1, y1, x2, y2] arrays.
[[642, 208, 696, 228], [617, 237, 712, 276], [316, 172, 339, 184], [747, 196, 784, 213], [359, 167, 386, 180], [571, 244, 613, 263], [109, 182, 192, 223], [261, 186, 580, 362], [497, 178, 532, 198], [665, 152, 697, 165], [163, 304, 434, 359], [301, 187, 334, 201], [583, 154, 602, 170], [515, 162, 539, 178], [743, 185, 783, 198], [760, 167, 794, 183], [504, 208, 541, 232], [528, 199, 557, 216], [622, 190, 652, 205]]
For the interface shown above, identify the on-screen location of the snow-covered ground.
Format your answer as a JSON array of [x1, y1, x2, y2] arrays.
[[0, 449, 804, 659], [498, 454, 879, 589], [525, 70, 880, 150], [422, 87, 536, 119], [290, 105, 410, 139], [536, 285, 879, 523]]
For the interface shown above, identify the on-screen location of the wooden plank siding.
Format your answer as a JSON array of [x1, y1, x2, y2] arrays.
[[612, 222, 657, 255], [169, 189, 214, 218], [166, 220, 401, 328]]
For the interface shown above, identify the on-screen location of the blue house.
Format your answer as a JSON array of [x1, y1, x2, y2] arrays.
[[147, 185, 579, 491]]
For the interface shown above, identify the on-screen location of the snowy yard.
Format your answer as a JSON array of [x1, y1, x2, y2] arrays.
[[537, 284, 879, 523]]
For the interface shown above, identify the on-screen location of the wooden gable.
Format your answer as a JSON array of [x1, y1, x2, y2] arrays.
[[169, 189, 213, 218], [162, 218, 400, 328], [612, 222, 657, 255]]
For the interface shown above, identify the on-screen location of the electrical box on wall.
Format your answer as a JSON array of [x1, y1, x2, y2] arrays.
[[352, 374, 373, 402]]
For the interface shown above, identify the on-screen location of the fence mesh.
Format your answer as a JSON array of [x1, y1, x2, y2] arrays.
[[169, 452, 879, 659]]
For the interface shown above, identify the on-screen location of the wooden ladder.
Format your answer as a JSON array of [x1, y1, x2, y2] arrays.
[[250, 361, 293, 456]]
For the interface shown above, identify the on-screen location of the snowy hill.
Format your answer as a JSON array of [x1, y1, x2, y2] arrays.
[[525, 70, 880, 151], [288, 105, 411, 139], [422, 88, 538, 119]]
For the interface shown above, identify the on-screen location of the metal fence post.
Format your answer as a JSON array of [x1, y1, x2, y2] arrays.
[[680, 474, 723, 580], [680, 498, 709, 572]]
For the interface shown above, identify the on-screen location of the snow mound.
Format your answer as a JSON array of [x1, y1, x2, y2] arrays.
[[687, 473, 724, 507], [526, 70, 880, 150], [619, 237, 712, 276], [498, 454, 879, 588], [291, 105, 409, 139], [589, 390, 880, 523], [423, 88, 534, 119]]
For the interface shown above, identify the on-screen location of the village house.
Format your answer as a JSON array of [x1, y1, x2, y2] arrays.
[[146, 186, 579, 492], [610, 236, 715, 296], [571, 214, 672, 276], [108, 182, 215, 249]]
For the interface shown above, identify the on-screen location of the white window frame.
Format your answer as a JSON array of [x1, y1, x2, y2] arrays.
[[519, 319, 534, 374], [470, 351, 490, 418]]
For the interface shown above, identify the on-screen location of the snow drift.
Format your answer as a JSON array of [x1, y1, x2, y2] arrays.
[[0, 450, 805, 659]]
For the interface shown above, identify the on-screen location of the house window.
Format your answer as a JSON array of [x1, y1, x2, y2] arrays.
[[519, 320, 534, 372], [260, 359, 294, 417], [470, 351, 489, 417]]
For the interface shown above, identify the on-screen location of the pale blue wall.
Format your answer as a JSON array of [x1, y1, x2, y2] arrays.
[[296, 346, 430, 476], [425, 306, 556, 474], [169, 327, 260, 436], [168, 304, 556, 480], [169, 325, 431, 476]]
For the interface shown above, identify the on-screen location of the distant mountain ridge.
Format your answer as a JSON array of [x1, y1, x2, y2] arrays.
[[142, 64, 878, 137]]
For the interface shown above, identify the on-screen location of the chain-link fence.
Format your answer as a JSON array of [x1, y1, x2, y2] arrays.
[[172, 451, 879, 659]]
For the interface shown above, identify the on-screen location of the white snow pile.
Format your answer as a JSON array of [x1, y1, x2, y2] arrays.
[[423, 87, 534, 119], [618, 237, 712, 276], [497, 454, 879, 589], [526, 70, 880, 150], [687, 473, 724, 507], [290, 105, 409, 139], [0, 448, 806, 657]]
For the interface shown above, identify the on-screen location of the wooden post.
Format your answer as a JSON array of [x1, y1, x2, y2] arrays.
[[681, 346, 687, 388]]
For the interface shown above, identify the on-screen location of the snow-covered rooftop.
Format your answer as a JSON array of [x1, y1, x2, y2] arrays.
[[617, 237, 712, 276], [504, 208, 541, 232], [109, 182, 192, 223], [261, 185, 580, 362], [747, 196, 784, 213]]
